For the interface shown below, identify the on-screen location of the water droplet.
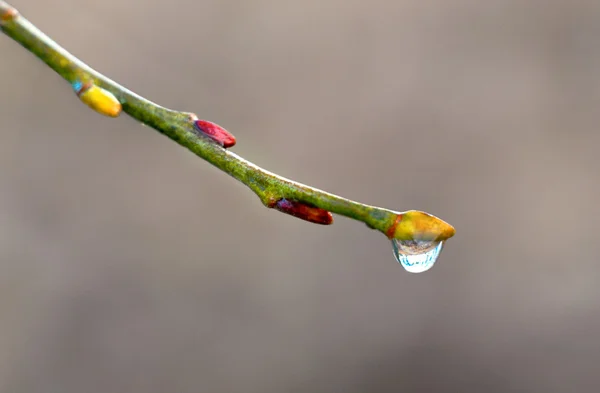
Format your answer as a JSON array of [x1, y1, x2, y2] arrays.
[[391, 239, 444, 273]]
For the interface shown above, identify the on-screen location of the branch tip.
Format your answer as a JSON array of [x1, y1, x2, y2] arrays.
[[388, 210, 456, 242]]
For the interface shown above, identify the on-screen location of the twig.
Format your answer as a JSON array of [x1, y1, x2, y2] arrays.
[[0, 1, 455, 244]]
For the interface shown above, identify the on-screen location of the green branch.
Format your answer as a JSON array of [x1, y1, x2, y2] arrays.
[[0, 1, 455, 245]]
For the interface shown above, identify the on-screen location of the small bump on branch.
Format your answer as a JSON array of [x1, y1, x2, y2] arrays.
[[0, 2, 17, 24]]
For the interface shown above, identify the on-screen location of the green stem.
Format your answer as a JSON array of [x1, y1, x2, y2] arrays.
[[0, 1, 455, 241]]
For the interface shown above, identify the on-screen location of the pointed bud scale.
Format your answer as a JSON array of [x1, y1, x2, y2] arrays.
[[272, 198, 333, 225], [72, 81, 122, 117], [193, 119, 236, 148]]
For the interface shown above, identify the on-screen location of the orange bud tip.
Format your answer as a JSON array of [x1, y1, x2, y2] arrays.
[[193, 119, 236, 148], [272, 198, 333, 225], [0, 5, 18, 24]]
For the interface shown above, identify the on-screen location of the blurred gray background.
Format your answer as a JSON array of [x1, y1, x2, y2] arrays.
[[1, 0, 600, 392]]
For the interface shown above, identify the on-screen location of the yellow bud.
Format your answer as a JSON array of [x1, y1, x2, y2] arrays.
[[73, 81, 121, 117], [390, 210, 455, 241]]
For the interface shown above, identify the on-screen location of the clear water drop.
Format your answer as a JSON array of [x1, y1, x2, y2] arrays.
[[391, 239, 444, 273]]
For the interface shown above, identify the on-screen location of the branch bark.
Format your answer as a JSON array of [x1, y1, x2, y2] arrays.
[[0, 1, 455, 244]]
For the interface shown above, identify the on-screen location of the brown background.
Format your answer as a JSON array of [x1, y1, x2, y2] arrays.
[[1, 0, 600, 392]]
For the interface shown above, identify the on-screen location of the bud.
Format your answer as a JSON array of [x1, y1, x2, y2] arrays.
[[72, 81, 121, 117], [272, 198, 333, 225], [193, 119, 236, 148], [387, 210, 455, 241]]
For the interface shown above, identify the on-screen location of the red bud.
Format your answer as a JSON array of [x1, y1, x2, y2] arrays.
[[193, 119, 236, 148], [272, 198, 333, 225]]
